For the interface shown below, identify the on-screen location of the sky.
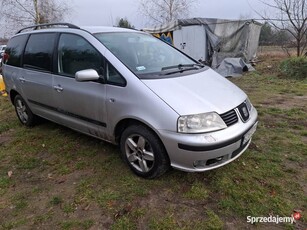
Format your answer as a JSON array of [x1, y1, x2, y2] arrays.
[[0, 0, 270, 38], [69, 0, 267, 29]]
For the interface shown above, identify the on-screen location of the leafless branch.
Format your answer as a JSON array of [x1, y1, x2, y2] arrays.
[[0, 0, 72, 36], [138, 0, 197, 26], [256, 0, 307, 56]]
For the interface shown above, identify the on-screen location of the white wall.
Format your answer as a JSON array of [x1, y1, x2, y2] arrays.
[[173, 25, 207, 62]]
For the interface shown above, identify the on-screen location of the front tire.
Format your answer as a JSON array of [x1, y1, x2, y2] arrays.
[[14, 95, 37, 127], [120, 124, 170, 179]]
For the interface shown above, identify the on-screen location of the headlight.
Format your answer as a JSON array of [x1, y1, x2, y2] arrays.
[[245, 98, 252, 111], [178, 112, 227, 133]]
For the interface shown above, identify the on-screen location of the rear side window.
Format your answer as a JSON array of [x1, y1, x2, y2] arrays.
[[4, 35, 28, 67], [23, 33, 56, 72]]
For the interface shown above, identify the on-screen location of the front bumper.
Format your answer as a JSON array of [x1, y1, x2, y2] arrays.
[[158, 107, 258, 172]]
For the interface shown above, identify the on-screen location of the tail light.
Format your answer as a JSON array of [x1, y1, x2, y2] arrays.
[[3, 53, 9, 63]]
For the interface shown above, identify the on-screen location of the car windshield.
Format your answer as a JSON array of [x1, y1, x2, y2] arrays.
[[94, 32, 204, 78]]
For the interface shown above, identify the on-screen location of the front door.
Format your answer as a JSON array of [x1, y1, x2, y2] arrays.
[[52, 33, 108, 139]]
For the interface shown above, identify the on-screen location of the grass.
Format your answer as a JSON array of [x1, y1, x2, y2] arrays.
[[50, 196, 63, 206], [0, 55, 306, 229], [183, 181, 209, 200], [60, 219, 94, 230]]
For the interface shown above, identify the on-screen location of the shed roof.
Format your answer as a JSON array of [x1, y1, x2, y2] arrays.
[[142, 17, 262, 34]]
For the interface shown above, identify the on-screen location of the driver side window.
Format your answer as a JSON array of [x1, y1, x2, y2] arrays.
[[58, 34, 103, 76]]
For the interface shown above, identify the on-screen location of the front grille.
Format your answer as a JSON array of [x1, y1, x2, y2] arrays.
[[220, 109, 238, 126]]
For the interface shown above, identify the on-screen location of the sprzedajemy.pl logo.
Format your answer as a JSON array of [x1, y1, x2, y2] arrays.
[[247, 212, 301, 225]]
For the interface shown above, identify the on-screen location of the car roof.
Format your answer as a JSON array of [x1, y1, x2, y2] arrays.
[[15, 24, 142, 36], [81, 26, 139, 34]]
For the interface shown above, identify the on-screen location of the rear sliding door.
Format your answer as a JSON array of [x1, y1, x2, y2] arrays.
[[22, 33, 56, 116]]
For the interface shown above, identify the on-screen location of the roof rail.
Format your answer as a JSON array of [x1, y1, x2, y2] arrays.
[[17, 23, 80, 34]]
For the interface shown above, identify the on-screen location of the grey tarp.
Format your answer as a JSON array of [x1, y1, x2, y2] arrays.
[[142, 18, 262, 77], [215, 58, 255, 77]]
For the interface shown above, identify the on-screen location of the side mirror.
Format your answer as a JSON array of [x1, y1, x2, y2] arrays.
[[75, 69, 100, 82]]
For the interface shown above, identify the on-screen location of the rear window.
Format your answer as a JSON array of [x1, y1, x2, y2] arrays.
[[4, 35, 28, 67], [23, 33, 56, 72]]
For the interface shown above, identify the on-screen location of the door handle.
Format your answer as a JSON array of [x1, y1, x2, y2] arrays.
[[53, 85, 63, 92], [18, 77, 26, 83]]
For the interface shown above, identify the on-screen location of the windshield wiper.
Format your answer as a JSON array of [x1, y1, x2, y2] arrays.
[[161, 63, 204, 75], [161, 63, 204, 71]]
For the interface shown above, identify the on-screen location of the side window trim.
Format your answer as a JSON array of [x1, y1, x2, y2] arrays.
[[23, 64, 52, 73], [56, 32, 72, 78], [20, 34, 30, 68], [52, 32, 61, 74]]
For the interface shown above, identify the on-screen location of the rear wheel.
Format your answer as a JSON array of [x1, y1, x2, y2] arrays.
[[14, 95, 37, 127], [120, 124, 170, 179]]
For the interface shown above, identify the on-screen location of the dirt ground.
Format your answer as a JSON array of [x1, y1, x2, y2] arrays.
[[0, 54, 306, 230]]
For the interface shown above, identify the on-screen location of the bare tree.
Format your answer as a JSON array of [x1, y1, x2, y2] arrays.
[[139, 0, 198, 26], [1, 0, 71, 33], [258, 0, 307, 56]]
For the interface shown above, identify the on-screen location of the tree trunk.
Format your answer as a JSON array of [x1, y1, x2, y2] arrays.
[[296, 30, 303, 57], [33, 0, 40, 24]]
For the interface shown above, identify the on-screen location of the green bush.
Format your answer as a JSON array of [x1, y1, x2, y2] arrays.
[[279, 57, 307, 79]]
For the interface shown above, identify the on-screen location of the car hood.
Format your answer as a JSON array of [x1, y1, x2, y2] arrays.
[[142, 68, 247, 115]]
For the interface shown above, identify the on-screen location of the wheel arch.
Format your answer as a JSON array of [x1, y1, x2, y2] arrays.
[[114, 118, 154, 143], [9, 89, 19, 105], [114, 119, 169, 158]]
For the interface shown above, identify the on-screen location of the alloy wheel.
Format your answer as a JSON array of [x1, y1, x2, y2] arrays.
[[125, 134, 155, 173]]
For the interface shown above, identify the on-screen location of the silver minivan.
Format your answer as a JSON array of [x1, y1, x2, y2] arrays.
[[3, 23, 258, 178]]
